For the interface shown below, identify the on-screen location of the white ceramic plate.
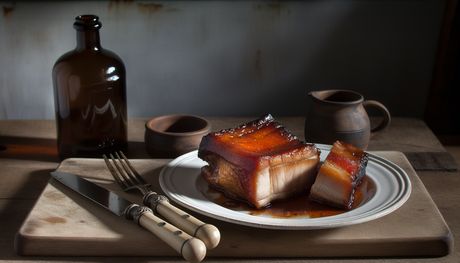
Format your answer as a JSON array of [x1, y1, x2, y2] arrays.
[[159, 144, 412, 230]]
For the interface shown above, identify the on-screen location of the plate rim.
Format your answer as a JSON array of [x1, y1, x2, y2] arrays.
[[159, 144, 412, 230]]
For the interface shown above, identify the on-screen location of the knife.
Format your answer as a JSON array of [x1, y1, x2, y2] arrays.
[[51, 171, 206, 263]]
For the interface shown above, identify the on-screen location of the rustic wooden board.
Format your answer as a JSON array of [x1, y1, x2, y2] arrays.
[[14, 152, 453, 258]]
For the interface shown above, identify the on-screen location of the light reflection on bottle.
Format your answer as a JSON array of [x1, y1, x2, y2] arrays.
[[54, 62, 72, 119], [82, 100, 90, 121], [106, 75, 119, 81], [95, 98, 117, 117], [68, 75, 81, 101]]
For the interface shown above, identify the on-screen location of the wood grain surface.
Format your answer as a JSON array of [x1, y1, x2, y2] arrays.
[[14, 152, 453, 258]]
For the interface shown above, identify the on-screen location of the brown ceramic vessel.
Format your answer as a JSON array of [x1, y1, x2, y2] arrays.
[[304, 90, 390, 150], [145, 114, 211, 158]]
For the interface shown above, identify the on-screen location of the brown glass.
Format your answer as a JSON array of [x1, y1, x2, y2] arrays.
[[52, 15, 127, 160]]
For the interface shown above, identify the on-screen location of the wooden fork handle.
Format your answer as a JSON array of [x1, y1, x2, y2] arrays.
[[125, 204, 206, 263], [144, 193, 221, 250]]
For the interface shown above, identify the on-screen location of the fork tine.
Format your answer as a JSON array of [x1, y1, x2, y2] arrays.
[[112, 152, 144, 186], [103, 154, 129, 189], [104, 151, 151, 195], [109, 153, 138, 188], [119, 151, 150, 186]]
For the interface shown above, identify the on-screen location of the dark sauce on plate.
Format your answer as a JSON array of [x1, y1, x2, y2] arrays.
[[203, 176, 376, 219]]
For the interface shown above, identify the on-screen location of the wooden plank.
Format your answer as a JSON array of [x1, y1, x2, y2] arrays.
[[0, 158, 59, 199], [404, 152, 459, 171], [14, 152, 452, 257], [0, 199, 37, 260]]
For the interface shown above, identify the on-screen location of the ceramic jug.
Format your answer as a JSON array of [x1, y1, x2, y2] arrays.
[[304, 90, 390, 150]]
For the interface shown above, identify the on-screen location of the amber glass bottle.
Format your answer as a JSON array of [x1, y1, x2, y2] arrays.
[[52, 15, 128, 160]]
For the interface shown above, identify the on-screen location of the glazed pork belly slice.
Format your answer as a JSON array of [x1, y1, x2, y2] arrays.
[[198, 114, 321, 209], [309, 141, 369, 210]]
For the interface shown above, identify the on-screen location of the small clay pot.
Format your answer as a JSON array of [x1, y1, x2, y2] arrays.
[[145, 114, 211, 158]]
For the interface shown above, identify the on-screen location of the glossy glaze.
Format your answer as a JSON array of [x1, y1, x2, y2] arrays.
[[309, 141, 369, 210], [204, 175, 376, 219], [199, 114, 321, 209]]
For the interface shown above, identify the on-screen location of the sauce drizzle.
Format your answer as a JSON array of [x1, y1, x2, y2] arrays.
[[203, 176, 376, 219]]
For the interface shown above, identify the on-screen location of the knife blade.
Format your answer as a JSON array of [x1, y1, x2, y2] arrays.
[[50, 171, 206, 263]]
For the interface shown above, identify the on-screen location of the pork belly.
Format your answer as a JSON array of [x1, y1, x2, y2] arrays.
[[309, 141, 369, 210], [198, 114, 321, 209]]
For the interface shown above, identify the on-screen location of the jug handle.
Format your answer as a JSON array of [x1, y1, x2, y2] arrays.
[[362, 100, 391, 138]]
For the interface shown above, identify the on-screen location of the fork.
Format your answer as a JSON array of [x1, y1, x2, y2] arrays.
[[103, 151, 220, 250]]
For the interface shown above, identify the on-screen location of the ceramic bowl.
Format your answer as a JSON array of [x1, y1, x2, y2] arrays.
[[145, 114, 211, 158]]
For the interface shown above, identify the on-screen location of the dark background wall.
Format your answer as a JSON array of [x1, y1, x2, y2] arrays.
[[0, 1, 448, 121], [425, 0, 460, 136]]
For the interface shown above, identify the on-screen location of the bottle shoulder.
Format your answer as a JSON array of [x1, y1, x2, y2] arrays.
[[99, 48, 124, 61], [53, 49, 78, 64], [53, 48, 125, 71]]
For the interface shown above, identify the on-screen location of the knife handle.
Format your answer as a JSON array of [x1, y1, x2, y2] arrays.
[[144, 193, 221, 250], [125, 204, 206, 263]]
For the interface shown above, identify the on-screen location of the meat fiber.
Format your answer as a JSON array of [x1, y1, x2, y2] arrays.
[[198, 114, 321, 209], [309, 141, 369, 210]]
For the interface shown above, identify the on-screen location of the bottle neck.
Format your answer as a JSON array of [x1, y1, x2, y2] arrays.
[[76, 30, 101, 51], [73, 14, 103, 51]]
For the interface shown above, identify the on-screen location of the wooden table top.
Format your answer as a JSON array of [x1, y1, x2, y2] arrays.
[[0, 117, 458, 263]]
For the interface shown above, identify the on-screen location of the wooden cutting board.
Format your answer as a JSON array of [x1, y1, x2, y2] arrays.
[[14, 152, 453, 258]]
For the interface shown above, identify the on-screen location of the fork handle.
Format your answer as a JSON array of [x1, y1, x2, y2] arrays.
[[144, 193, 221, 250], [125, 204, 206, 263]]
